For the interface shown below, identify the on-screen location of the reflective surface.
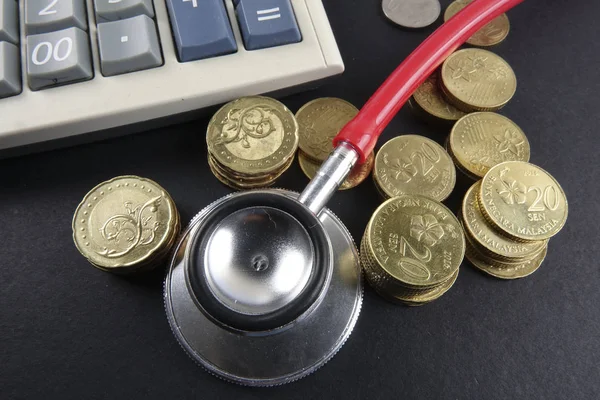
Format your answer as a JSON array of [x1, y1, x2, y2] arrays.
[[164, 190, 363, 386], [203, 206, 314, 315]]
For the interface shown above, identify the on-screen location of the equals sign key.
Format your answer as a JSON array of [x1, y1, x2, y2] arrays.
[[235, 0, 302, 50]]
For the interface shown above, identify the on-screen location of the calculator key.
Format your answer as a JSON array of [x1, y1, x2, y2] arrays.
[[25, 0, 88, 34], [165, 0, 237, 62], [0, 0, 19, 44], [235, 0, 301, 50], [97, 15, 162, 77], [0, 41, 21, 98], [26, 27, 93, 90], [94, 0, 154, 23]]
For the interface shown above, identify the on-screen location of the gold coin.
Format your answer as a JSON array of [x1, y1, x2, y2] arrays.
[[298, 150, 374, 190], [373, 135, 456, 201], [444, 0, 510, 47], [449, 112, 530, 178], [208, 154, 290, 182], [464, 232, 548, 279], [445, 137, 481, 180], [72, 176, 179, 272], [207, 96, 299, 175], [440, 48, 517, 112], [462, 182, 547, 260], [412, 72, 466, 123], [208, 154, 294, 190], [479, 161, 568, 241], [365, 195, 465, 288], [380, 268, 459, 305], [295, 97, 359, 162]]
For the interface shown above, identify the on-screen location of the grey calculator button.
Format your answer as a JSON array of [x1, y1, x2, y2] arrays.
[[97, 15, 162, 77], [0, 41, 21, 98], [25, 0, 88, 34], [94, 0, 154, 23], [26, 27, 93, 90], [0, 0, 19, 44]]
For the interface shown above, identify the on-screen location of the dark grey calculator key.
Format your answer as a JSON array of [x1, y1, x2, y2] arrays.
[[235, 0, 301, 50], [94, 0, 154, 23], [0, 41, 21, 98], [165, 0, 237, 62], [0, 0, 19, 44], [97, 15, 162, 77], [25, 0, 88, 34], [26, 27, 93, 90]]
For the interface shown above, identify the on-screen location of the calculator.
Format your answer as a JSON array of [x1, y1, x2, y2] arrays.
[[0, 0, 344, 154]]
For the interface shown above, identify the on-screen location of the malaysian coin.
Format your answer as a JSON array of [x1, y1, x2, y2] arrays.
[[462, 182, 547, 260], [377, 269, 459, 305], [464, 232, 548, 279], [298, 151, 374, 190], [72, 176, 179, 273], [295, 97, 358, 162], [208, 153, 291, 182], [382, 0, 441, 29], [411, 72, 466, 123], [449, 112, 530, 178], [440, 48, 517, 112], [365, 195, 465, 289], [479, 161, 568, 241], [208, 154, 294, 190], [445, 136, 481, 180], [373, 135, 456, 201], [207, 96, 299, 176], [444, 0, 510, 47]]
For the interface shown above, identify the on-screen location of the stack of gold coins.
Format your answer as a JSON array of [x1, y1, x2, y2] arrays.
[[460, 161, 568, 279], [439, 48, 517, 112], [408, 71, 466, 125], [360, 195, 465, 306], [206, 96, 299, 190], [444, 0, 510, 47], [72, 176, 180, 274], [445, 112, 531, 179], [296, 97, 374, 190], [373, 135, 456, 202]]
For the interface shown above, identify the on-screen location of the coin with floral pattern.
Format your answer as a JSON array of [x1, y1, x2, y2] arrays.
[[449, 112, 530, 178], [365, 194, 465, 288], [479, 161, 568, 241], [374, 135, 456, 201]]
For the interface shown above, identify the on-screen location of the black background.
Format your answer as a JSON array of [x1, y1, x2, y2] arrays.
[[2, 0, 599, 399]]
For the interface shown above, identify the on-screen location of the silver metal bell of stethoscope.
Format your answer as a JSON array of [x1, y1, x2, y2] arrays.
[[164, 143, 363, 386]]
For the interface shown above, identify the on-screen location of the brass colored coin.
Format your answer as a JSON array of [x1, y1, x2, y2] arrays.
[[296, 97, 359, 162], [440, 48, 517, 112], [208, 155, 294, 190], [449, 112, 530, 178], [381, 268, 459, 305], [207, 96, 299, 175], [208, 154, 290, 182], [462, 182, 547, 260], [444, 0, 510, 47], [373, 135, 456, 201], [464, 232, 548, 279], [445, 137, 480, 180], [365, 195, 465, 288], [298, 150, 374, 190], [72, 176, 179, 272], [479, 161, 568, 241], [412, 72, 466, 122]]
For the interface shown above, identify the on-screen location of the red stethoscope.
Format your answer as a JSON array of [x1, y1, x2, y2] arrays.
[[164, 0, 525, 386]]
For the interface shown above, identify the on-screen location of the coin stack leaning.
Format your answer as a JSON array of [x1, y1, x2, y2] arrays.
[[445, 112, 531, 179], [408, 70, 466, 125], [296, 97, 374, 190], [206, 96, 299, 190], [373, 135, 456, 202], [360, 195, 465, 306], [72, 176, 181, 274], [444, 0, 510, 47], [439, 48, 517, 112], [460, 161, 568, 279]]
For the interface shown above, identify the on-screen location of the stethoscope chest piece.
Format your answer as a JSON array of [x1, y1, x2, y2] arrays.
[[164, 189, 363, 386]]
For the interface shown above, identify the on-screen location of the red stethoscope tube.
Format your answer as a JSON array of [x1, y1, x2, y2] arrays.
[[333, 0, 525, 163]]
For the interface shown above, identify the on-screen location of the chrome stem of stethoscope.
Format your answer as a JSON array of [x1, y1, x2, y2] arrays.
[[298, 141, 360, 214]]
